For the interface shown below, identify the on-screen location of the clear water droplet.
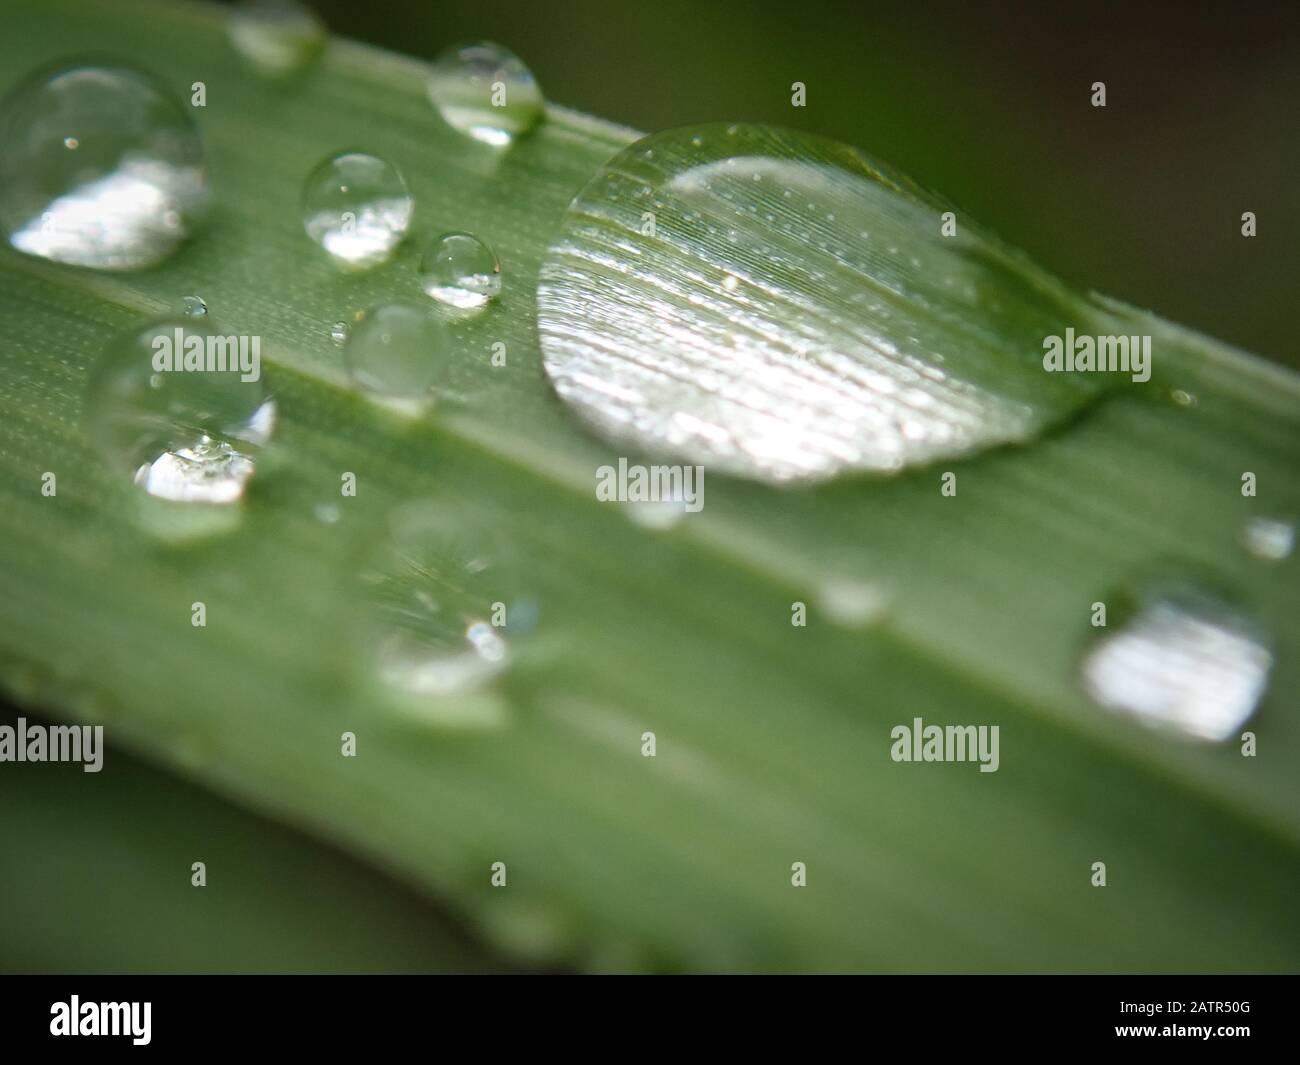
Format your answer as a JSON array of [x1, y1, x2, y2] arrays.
[[1082, 584, 1271, 741], [1242, 516, 1295, 561], [228, 0, 326, 76], [359, 501, 533, 721], [0, 63, 209, 269], [330, 320, 350, 345], [420, 231, 502, 310], [84, 318, 275, 509], [538, 123, 1114, 483], [343, 303, 445, 414], [301, 151, 412, 269], [427, 41, 542, 147], [180, 294, 208, 318]]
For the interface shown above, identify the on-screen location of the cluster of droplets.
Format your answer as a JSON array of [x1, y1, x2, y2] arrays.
[[298, 41, 529, 409], [0, 31, 1284, 736], [0, 30, 538, 531]]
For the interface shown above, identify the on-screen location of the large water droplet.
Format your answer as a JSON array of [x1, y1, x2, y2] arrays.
[[180, 294, 208, 319], [301, 151, 412, 269], [427, 41, 543, 147], [343, 303, 445, 414], [420, 231, 501, 310], [0, 62, 209, 270], [1082, 584, 1272, 742], [359, 502, 533, 722], [538, 123, 1114, 483], [84, 318, 275, 507], [228, 0, 327, 76]]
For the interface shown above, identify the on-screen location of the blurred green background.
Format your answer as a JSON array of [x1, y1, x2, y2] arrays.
[[304, 0, 1299, 368]]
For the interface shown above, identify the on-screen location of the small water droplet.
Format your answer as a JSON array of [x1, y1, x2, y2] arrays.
[[1170, 388, 1197, 408], [817, 579, 891, 628], [359, 501, 532, 721], [419, 231, 502, 310], [427, 41, 542, 147], [180, 294, 208, 318], [84, 318, 275, 512], [330, 320, 350, 345], [343, 303, 445, 414], [228, 0, 326, 76], [314, 502, 341, 524], [1082, 583, 1271, 741], [301, 151, 412, 269], [1242, 516, 1295, 561], [537, 124, 1112, 483], [0, 62, 209, 269]]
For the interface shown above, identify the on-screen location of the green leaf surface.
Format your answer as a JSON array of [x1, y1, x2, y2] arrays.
[[1, 0, 1297, 972]]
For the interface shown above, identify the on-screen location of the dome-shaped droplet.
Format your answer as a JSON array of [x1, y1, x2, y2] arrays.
[[84, 318, 275, 506], [1082, 583, 1272, 741], [420, 231, 501, 310], [330, 319, 350, 345], [358, 501, 534, 721], [180, 294, 208, 319], [0, 62, 209, 270], [537, 123, 1120, 483], [427, 41, 543, 147], [228, 0, 327, 76], [301, 151, 412, 269], [343, 303, 445, 413]]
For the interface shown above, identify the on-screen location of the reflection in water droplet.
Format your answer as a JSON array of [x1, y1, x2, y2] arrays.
[[301, 151, 412, 269], [1242, 516, 1294, 562], [180, 294, 208, 318], [330, 320, 350, 345], [420, 231, 502, 310], [538, 124, 1114, 483], [427, 41, 543, 147], [1082, 585, 1271, 741], [343, 303, 445, 414], [84, 318, 275, 511], [359, 502, 533, 723], [228, 0, 326, 76], [0, 63, 209, 269]]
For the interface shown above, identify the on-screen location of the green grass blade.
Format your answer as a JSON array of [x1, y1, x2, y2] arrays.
[[0, 0, 1297, 972]]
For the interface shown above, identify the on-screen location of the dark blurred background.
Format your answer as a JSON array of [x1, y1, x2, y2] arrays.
[[301, 0, 1299, 368]]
